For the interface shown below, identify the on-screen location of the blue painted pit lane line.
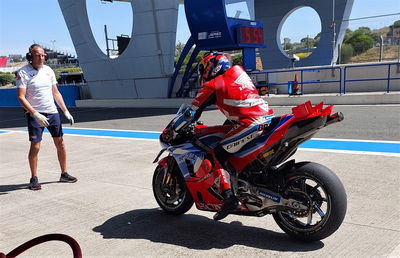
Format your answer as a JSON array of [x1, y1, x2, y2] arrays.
[[300, 139, 400, 154], [2, 128, 399, 155], [62, 128, 399, 154]]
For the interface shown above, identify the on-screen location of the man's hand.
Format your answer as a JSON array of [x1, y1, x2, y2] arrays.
[[32, 111, 49, 127], [64, 110, 74, 125]]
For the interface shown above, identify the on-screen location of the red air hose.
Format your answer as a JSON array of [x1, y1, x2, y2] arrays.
[[0, 233, 82, 258]]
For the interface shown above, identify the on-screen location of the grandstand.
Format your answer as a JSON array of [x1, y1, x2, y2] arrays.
[[34, 42, 79, 68]]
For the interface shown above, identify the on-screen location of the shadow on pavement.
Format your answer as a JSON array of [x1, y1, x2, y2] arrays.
[[0, 107, 178, 129], [93, 208, 324, 251], [0, 181, 60, 193]]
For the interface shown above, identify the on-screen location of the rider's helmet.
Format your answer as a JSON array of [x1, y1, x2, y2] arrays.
[[198, 52, 232, 84]]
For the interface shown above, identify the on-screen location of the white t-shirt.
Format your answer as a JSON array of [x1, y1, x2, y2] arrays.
[[16, 64, 58, 114]]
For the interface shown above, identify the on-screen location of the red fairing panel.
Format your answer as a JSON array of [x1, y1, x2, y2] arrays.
[[229, 114, 295, 173]]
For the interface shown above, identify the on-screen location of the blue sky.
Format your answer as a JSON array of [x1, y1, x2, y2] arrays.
[[0, 0, 399, 56]]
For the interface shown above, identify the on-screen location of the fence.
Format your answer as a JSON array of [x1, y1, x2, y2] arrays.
[[0, 85, 80, 107], [344, 63, 400, 93], [250, 61, 400, 95]]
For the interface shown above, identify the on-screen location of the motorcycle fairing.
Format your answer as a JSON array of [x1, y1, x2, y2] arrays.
[[229, 101, 335, 172], [171, 104, 196, 132], [167, 143, 205, 179], [194, 124, 232, 149], [229, 114, 295, 172], [187, 176, 225, 211], [197, 132, 226, 149], [234, 114, 295, 158], [292, 101, 333, 119], [158, 138, 227, 211]]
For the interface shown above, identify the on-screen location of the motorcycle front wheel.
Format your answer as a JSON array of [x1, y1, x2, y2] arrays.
[[152, 163, 194, 215], [273, 162, 347, 242]]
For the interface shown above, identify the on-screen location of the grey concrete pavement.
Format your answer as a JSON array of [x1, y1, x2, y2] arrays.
[[0, 105, 399, 257], [1, 132, 399, 257]]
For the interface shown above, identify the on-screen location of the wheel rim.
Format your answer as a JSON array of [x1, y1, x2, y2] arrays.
[[154, 167, 187, 209], [277, 175, 331, 232]]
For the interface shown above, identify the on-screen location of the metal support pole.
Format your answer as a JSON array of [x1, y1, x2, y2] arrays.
[[387, 64, 391, 93], [339, 67, 342, 95], [104, 25, 110, 57], [343, 67, 347, 94], [301, 70, 304, 94], [379, 35, 384, 62], [332, 0, 336, 65]]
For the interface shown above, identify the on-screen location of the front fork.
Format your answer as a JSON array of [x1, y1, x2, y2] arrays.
[[158, 156, 175, 185]]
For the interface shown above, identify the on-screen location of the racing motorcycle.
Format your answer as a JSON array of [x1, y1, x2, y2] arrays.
[[152, 101, 347, 242]]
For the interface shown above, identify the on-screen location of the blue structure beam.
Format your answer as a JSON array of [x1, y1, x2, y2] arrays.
[[254, 0, 354, 69], [171, 0, 265, 97]]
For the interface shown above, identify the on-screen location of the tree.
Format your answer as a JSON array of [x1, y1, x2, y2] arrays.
[[353, 27, 371, 35], [346, 34, 374, 55], [282, 38, 293, 50], [175, 41, 185, 57], [343, 28, 353, 43], [232, 53, 243, 66], [0, 72, 15, 86], [300, 36, 316, 49], [340, 44, 354, 63], [393, 20, 400, 27], [54, 67, 83, 81], [352, 27, 379, 43]]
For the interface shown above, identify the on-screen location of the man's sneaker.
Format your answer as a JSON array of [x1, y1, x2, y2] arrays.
[[60, 172, 78, 183], [29, 176, 42, 190]]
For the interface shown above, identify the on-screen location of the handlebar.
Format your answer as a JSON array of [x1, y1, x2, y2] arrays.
[[161, 123, 196, 144]]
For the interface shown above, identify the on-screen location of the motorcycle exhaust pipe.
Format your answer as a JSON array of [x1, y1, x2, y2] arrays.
[[325, 112, 344, 126]]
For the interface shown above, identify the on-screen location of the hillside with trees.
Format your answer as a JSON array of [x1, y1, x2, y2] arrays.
[[340, 22, 399, 63], [284, 20, 400, 64]]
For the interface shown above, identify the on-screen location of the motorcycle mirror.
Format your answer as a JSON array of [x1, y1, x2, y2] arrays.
[[184, 110, 193, 121]]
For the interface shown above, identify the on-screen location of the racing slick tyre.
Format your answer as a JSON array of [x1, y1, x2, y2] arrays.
[[152, 164, 194, 215], [273, 162, 347, 242]]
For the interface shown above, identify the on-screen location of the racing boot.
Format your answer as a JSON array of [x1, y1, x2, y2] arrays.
[[213, 189, 239, 221]]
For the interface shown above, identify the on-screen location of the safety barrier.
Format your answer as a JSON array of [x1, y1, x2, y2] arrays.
[[251, 66, 342, 95], [344, 62, 400, 93], [251, 61, 400, 95], [0, 85, 80, 107]]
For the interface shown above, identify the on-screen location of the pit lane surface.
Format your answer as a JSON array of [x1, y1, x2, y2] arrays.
[[0, 105, 399, 257]]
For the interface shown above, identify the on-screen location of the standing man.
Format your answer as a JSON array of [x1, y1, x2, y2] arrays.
[[16, 44, 77, 190]]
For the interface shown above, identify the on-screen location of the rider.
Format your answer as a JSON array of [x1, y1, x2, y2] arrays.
[[190, 52, 274, 220]]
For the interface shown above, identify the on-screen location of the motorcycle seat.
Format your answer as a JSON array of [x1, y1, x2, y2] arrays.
[[262, 116, 281, 136]]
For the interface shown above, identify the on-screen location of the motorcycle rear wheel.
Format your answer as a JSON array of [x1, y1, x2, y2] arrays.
[[152, 164, 194, 215], [272, 162, 347, 242]]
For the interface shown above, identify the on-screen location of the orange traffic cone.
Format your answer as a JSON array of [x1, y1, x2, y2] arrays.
[[293, 74, 300, 94]]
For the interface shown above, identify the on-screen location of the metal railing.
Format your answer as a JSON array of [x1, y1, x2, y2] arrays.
[[251, 66, 342, 95], [251, 61, 400, 95], [343, 62, 400, 93]]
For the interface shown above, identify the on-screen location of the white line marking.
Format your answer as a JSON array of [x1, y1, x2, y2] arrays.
[[312, 138, 400, 144], [299, 148, 400, 157]]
